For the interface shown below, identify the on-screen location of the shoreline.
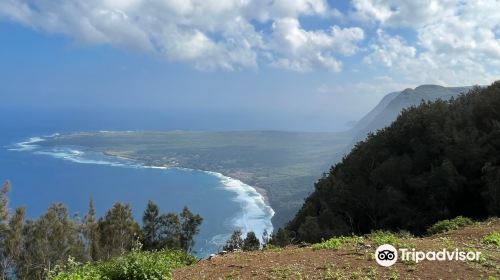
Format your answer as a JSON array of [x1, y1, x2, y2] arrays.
[[102, 150, 273, 207], [10, 134, 275, 236]]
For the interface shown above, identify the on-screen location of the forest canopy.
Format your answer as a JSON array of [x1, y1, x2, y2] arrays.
[[287, 81, 500, 243]]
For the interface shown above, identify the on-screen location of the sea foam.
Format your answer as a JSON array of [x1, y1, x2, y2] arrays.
[[9, 137, 45, 151], [10, 134, 275, 246]]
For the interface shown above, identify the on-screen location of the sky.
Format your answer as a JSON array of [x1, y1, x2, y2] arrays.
[[0, 0, 499, 131]]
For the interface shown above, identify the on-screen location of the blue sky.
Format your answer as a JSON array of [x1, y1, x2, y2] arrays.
[[0, 0, 499, 131]]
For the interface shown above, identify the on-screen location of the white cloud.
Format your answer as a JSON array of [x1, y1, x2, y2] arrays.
[[365, 30, 497, 86], [364, 30, 415, 67], [0, 0, 362, 71], [269, 17, 364, 72], [357, 0, 500, 85], [1, 0, 498, 86], [350, 0, 457, 27]]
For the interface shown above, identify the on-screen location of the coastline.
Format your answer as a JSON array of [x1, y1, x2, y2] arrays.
[[102, 150, 273, 207], [10, 134, 275, 238]]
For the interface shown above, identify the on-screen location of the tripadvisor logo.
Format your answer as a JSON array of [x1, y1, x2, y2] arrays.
[[375, 244, 482, 267], [375, 244, 398, 267]]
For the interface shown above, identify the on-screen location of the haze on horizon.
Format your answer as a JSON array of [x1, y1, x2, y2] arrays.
[[1, 0, 499, 132]]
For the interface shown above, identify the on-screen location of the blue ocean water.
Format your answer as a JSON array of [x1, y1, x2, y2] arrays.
[[0, 108, 274, 257]]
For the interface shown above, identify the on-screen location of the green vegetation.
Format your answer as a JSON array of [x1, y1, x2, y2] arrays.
[[312, 236, 359, 250], [366, 231, 399, 246], [287, 82, 500, 243], [268, 228, 293, 247], [270, 265, 303, 280], [223, 230, 244, 251], [321, 264, 381, 280], [311, 230, 414, 250], [38, 130, 352, 227], [242, 231, 261, 251], [141, 201, 202, 253], [427, 216, 474, 234], [322, 264, 346, 279], [223, 230, 261, 252], [482, 232, 500, 248], [50, 250, 196, 280], [0, 183, 202, 280]]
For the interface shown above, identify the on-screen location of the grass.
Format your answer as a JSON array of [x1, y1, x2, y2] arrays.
[[482, 231, 500, 248], [322, 264, 381, 280], [50, 250, 196, 280], [367, 231, 399, 246], [388, 267, 400, 280], [312, 230, 414, 250], [270, 265, 304, 280], [223, 270, 241, 280], [322, 264, 347, 280], [312, 236, 361, 250], [427, 216, 473, 235]]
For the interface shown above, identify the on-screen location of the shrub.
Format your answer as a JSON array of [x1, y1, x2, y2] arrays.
[[367, 231, 399, 246], [482, 231, 500, 248], [50, 250, 196, 280], [427, 216, 473, 235], [312, 236, 360, 250]]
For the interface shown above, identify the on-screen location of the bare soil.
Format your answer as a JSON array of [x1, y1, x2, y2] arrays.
[[174, 219, 500, 279]]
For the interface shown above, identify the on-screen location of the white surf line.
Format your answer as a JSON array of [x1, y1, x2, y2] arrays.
[[11, 134, 276, 243], [204, 171, 275, 241], [9, 136, 45, 151]]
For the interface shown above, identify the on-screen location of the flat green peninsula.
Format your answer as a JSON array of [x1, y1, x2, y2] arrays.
[[39, 130, 351, 227]]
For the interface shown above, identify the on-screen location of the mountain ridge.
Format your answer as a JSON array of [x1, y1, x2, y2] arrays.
[[287, 81, 500, 242], [346, 84, 473, 153]]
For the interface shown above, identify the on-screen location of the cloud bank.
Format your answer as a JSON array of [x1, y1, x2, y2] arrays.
[[0, 0, 499, 85], [0, 0, 359, 72], [354, 0, 500, 85]]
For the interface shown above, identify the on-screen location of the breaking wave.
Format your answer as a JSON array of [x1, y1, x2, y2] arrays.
[[10, 134, 275, 246]]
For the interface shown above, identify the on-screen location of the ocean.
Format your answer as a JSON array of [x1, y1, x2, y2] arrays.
[[0, 108, 274, 257]]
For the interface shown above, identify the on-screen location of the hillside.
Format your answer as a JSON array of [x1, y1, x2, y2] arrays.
[[174, 218, 500, 279], [348, 91, 400, 136], [347, 85, 472, 151], [287, 82, 500, 242]]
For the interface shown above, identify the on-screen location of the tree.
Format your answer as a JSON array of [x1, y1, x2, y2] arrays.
[[157, 213, 181, 249], [269, 228, 292, 247], [142, 200, 160, 251], [83, 199, 100, 261], [179, 207, 203, 253], [223, 230, 243, 251], [0, 181, 10, 280], [141, 201, 190, 251], [5, 208, 25, 278], [0, 181, 10, 227], [242, 231, 260, 251], [18, 203, 82, 280], [0, 179, 205, 278], [0, 183, 27, 280], [297, 217, 322, 243], [0, 181, 18, 280], [98, 203, 140, 259]]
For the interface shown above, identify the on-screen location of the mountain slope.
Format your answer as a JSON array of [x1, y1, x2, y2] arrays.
[[348, 85, 472, 150], [287, 82, 500, 242], [349, 91, 400, 135]]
